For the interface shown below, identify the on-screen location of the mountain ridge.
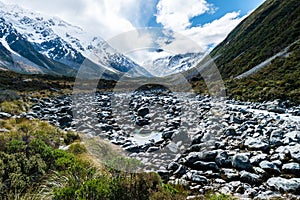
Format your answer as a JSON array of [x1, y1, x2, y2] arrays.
[[0, 1, 151, 79]]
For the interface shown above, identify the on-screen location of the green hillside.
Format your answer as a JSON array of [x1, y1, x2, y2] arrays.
[[211, 0, 300, 78], [190, 0, 300, 103]]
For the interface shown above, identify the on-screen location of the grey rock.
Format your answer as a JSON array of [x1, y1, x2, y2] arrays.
[[288, 144, 300, 162], [124, 145, 141, 153], [253, 167, 266, 176], [135, 117, 149, 126], [244, 137, 269, 151], [191, 174, 208, 184], [162, 130, 174, 140], [239, 170, 262, 184], [168, 162, 180, 172], [147, 146, 160, 153], [192, 161, 219, 172], [197, 151, 218, 162], [0, 112, 12, 118], [269, 130, 283, 146], [214, 178, 226, 184], [185, 152, 200, 165], [232, 154, 252, 171], [267, 177, 300, 194], [268, 108, 285, 114], [283, 131, 300, 144], [244, 188, 257, 198], [254, 190, 280, 200], [225, 128, 236, 136], [173, 165, 187, 176], [0, 128, 9, 133], [185, 151, 218, 166], [259, 161, 280, 174], [215, 151, 232, 168], [137, 107, 149, 117], [250, 154, 268, 165], [272, 160, 282, 168], [221, 168, 240, 181], [282, 163, 300, 176]]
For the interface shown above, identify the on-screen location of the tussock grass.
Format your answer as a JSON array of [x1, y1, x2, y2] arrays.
[[0, 100, 30, 115]]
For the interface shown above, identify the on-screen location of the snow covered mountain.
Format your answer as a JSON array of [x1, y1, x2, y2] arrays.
[[144, 52, 203, 77], [0, 1, 151, 79]]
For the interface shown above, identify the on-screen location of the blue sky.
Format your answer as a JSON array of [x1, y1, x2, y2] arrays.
[[191, 0, 265, 26], [145, 0, 265, 28]]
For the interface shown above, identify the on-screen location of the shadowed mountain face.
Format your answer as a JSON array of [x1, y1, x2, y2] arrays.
[[0, 2, 151, 79]]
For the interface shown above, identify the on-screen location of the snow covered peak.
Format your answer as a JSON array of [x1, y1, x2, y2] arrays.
[[144, 52, 204, 77], [0, 1, 151, 78]]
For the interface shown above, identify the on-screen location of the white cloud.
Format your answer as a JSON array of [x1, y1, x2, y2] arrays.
[[182, 11, 245, 50], [156, 0, 211, 31], [108, 29, 154, 53], [0, 0, 142, 39], [156, 0, 245, 51]]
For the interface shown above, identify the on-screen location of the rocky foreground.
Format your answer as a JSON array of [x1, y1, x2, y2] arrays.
[[3, 90, 300, 199]]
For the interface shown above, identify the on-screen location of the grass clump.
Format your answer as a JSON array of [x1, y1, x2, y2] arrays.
[[68, 143, 87, 155], [0, 100, 30, 115]]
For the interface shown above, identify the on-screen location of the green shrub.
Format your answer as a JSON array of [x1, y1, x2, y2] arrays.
[[6, 139, 26, 153], [64, 131, 80, 145], [53, 149, 75, 170], [68, 143, 87, 155]]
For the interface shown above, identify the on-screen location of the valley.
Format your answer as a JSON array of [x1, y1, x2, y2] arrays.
[[0, 0, 300, 199]]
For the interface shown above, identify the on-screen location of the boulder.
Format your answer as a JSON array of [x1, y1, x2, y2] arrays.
[[192, 161, 219, 172], [282, 163, 300, 176], [221, 168, 240, 181], [269, 130, 283, 146], [283, 131, 300, 144], [191, 174, 208, 184], [287, 144, 300, 162], [185, 151, 218, 166], [259, 161, 280, 174], [215, 151, 232, 168], [267, 177, 300, 194], [244, 137, 269, 151], [0, 112, 12, 118], [137, 107, 149, 117], [232, 154, 252, 171], [250, 154, 268, 165], [168, 162, 180, 172], [239, 170, 262, 184]]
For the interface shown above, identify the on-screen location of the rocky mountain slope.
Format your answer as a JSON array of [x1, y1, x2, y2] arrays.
[[0, 2, 151, 79]]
